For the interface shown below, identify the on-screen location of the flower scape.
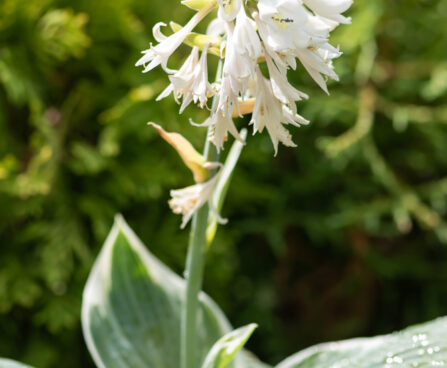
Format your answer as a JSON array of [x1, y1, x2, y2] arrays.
[[137, 0, 353, 227]]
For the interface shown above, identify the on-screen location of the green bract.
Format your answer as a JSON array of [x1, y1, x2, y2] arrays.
[[202, 324, 258, 368]]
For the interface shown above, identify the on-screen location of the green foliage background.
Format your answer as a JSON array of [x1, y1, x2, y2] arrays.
[[0, 0, 447, 366]]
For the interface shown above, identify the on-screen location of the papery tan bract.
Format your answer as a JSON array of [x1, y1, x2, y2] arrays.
[[149, 123, 209, 182]]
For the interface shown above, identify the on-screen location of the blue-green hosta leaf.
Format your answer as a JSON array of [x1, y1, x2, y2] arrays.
[[276, 317, 447, 368], [202, 324, 258, 368], [0, 359, 33, 368], [82, 215, 268, 368]]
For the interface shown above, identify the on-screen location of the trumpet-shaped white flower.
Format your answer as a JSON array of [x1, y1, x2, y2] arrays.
[[215, 11, 261, 117], [222, 24, 252, 98], [157, 45, 213, 113], [217, 0, 241, 21], [294, 44, 341, 94], [210, 110, 245, 150], [214, 73, 241, 118], [251, 67, 308, 155], [256, 0, 325, 52], [255, 0, 344, 93], [192, 108, 245, 151], [206, 18, 226, 36], [157, 47, 198, 103], [265, 52, 308, 112], [303, 0, 353, 24], [233, 7, 262, 62], [136, 5, 213, 72], [169, 163, 226, 228]]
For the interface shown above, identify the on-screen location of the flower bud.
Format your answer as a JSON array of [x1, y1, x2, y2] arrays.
[[181, 0, 217, 11], [170, 22, 221, 56]]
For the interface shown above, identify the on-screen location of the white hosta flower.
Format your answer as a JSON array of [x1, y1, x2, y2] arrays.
[[217, 0, 241, 21], [306, 9, 338, 33], [255, 0, 344, 93], [169, 163, 226, 228], [294, 44, 341, 94], [136, 5, 213, 72], [215, 15, 260, 116], [303, 0, 352, 24], [206, 18, 226, 36], [214, 74, 240, 118], [256, 0, 327, 53], [157, 47, 198, 103], [251, 67, 308, 155], [157, 45, 213, 113], [210, 111, 245, 150], [265, 52, 308, 112], [223, 22, 252, 92], [233, 7, 262, 62], [192, 108, 245, 151]]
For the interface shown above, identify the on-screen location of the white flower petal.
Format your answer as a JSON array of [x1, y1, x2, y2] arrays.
[[153, 22, 168, 42], [169, 164, 225, 228], [215, 16, 259, 118], [217, 0, 241, 21], [198, 110, 245, 151], [255, 0, 344, 93], [256, 0, 313, 52], [233, 7, 262, 60], [251, 67, 307, 155], [157, 45, 213, 112], [206, 18, 226, 36], [303, 0, 353, 24], [136, 5, 213, 72], [265, 52, 308, 112]]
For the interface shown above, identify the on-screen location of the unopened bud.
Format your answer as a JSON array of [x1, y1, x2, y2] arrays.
[[170, 22, 221, 57], [181, 0, 217, 11]]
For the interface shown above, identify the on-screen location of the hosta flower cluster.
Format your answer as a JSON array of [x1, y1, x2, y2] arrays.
[[138, 0, 352, 227], [137, 0, 352, 154]]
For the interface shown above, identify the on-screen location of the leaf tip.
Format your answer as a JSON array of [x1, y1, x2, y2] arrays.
[[114, 213, 126, 228]]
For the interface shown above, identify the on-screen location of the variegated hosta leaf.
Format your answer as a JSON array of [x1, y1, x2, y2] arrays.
[[0, 359, 33, 368], [276, 317, 447, 368], [82, 215, 269, 368]]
